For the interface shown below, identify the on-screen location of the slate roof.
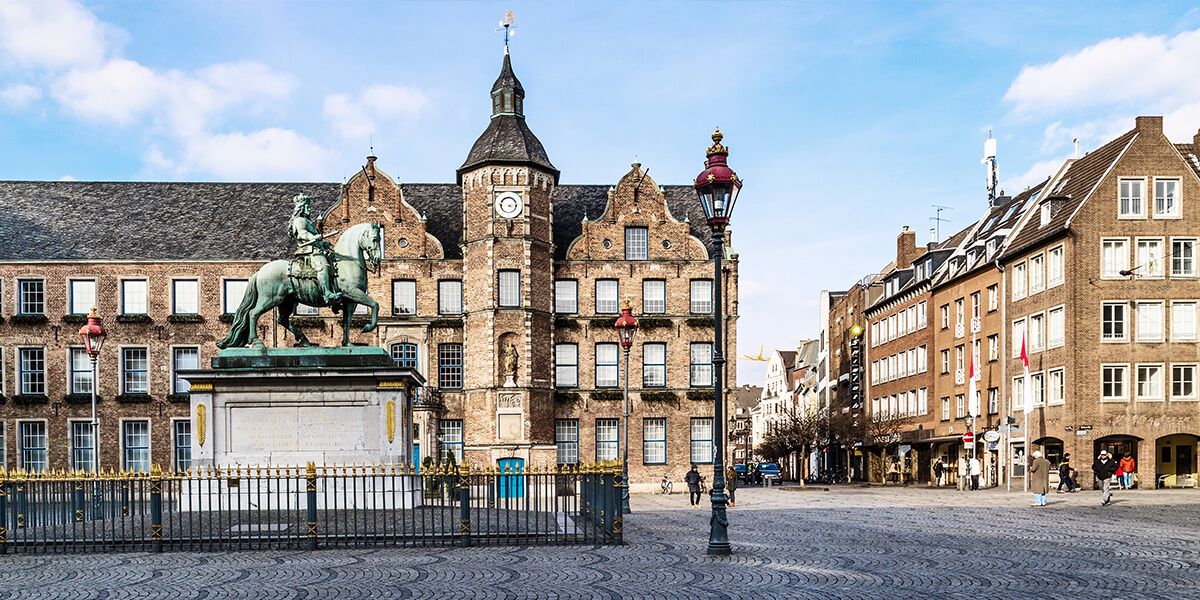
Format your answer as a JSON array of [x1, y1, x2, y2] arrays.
[[1176, 143, 1200, 180], [930, 182, 1046, 288], [458, 115, 559, 183], [492, 53, 524, 96], [1003, 129, 1137, 258], [0, 181, 716, 262]]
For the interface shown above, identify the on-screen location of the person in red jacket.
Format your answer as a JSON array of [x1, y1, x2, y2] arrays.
[[1119, 453, 1136, 489]]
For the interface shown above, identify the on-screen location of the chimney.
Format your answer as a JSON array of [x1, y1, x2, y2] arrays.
[[1135, 116, 1163, 135], [896, 226, 918, 270], [1193, 128, 1200, 151]]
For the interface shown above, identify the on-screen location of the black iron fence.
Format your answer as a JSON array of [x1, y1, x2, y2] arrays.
[[0, 462, 623, 554]]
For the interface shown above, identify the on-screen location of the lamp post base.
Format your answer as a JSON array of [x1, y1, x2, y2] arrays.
[[706, 489, 731, 555]]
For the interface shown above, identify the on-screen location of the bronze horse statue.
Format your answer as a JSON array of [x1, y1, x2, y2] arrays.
[[216, 221, 382, 349]]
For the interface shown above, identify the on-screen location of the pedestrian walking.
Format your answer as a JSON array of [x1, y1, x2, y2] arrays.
[[726, 465, 738, 507], [1029, 450, 1050, 507], [957, 457, 967, 491], [1057, 453, 1077, 493], [685, 465, 702, 507], [1093, 450, 1118, 506], [1119, 453, 1136, 489], [969, 456, 981, 491], [933, 458, 945, 487]]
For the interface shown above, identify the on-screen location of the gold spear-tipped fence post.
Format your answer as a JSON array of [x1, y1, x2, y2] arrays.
[[149, 464, 164, 553], [0, 467, 8, 553]]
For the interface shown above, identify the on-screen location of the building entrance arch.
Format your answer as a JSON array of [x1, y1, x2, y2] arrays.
[[1155, 433, 1198, 489]]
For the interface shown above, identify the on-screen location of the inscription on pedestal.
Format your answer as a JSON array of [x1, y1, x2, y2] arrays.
[[230, 406, 366, 453], [496, 392, 523, 441]]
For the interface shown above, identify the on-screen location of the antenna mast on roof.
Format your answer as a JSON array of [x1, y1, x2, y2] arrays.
[[982, 131, 998, 205], [930, 204, 952, 243]]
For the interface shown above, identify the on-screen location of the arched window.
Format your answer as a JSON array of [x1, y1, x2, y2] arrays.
[[391, 343, 417, 370]]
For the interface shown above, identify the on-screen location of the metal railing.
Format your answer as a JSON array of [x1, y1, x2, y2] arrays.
[[0, 462, 623, 554]]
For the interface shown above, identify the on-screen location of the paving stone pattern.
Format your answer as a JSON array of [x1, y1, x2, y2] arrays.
[[0, 486, 1196, 599]]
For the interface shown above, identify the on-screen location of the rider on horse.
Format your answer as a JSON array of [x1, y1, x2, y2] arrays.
[[289, 194, 343, 305]]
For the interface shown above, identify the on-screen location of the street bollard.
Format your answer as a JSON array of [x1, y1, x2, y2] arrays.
[[150, 466, 163, 553], [305, 462, 318, 550]]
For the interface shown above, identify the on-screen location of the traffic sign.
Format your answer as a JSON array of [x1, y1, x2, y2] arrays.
[[962, 431, 975, 445], [982, 430, 1000, 443]]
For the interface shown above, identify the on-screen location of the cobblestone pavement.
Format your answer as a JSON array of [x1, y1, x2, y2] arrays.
[[1, 485, 1196, 599]]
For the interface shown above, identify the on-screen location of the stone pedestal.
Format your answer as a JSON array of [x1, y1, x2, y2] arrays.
[[181, 346, 424, 468]]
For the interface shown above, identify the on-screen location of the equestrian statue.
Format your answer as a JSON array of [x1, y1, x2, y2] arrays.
[[216, 194, 382, 349]]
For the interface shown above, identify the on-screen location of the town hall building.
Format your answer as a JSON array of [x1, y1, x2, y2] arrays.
[[0, 49, 738, 485]]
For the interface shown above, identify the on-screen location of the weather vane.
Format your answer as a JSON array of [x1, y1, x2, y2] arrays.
[[498, 10, 516, 51]]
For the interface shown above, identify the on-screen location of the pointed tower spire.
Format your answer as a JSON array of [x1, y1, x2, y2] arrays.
[[458, 43, 558, 184]]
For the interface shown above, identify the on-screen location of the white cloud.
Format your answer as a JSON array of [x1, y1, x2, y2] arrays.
[[0, 83, 41, 108], [324, 84, 431, 141], [58, 175, 77, 181], [1004, 29, 1200, 116], [0, 0, 111, 70], [52, 59, 161, 124], [183, 129, 333, 180]]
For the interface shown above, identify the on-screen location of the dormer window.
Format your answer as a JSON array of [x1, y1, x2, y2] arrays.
[[986, 238, 998, 257], [1040, 202, 1051, 227]]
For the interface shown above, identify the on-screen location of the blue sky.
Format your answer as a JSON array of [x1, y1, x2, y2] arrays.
[[3, 1, 1200, 384]]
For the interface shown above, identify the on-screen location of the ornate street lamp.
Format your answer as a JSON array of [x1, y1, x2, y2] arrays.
[[614, 299, 639, 515], [694, 128, 742, 556], [78, 307, 107, 472]]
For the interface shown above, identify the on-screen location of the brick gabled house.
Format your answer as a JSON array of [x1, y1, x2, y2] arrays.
[[1002, 116, 1200, 489]]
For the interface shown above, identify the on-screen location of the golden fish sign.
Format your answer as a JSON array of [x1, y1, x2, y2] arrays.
[[197, 403, 207, 447], [386, 399, 396, 443]]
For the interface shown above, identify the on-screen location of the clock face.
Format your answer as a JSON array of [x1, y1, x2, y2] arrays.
[[494, 191, 523, 219]]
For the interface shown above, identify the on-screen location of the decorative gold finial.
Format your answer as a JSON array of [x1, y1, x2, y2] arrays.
[[621, 297, 632, 311], [708, 128, 727, 155]]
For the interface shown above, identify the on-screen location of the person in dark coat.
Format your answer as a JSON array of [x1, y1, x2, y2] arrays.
[[684, 465, 702, 506], [1093, 450, 1118, 505], [1057, 453, 1077, 493], [1029, 450, 1051, 507], [932, 458, 945, 487]]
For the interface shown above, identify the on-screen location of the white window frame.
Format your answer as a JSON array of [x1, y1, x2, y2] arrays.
[[120, 419, 152, 473], [1171, 301, 1197, 342], [17, 278, 45, 315], [18, 346, 46, 396], [1100, 238, 1129, 280], [120, 278, 149, 315], [1101, 301, 1128, 343], [1048, 305, 1065, 349], [624, 226, 649, 260], [17, 419, 49, 473], [689, 279, 713, 314], [1135, 363, 1165, 402], [222, 278, 249, 314], [1172, 238, 1197, 278], [172, 346, 200, 394], [68, 278, 97, 315], [554, 343, 578, 388], [391, 279, 417, 315], [438, 280, 463, 315], [642, 279, 666, 314], [1047, 245, 1064, 288], [596, 280, 619, 314], [1135, 238, 1165, 279], [1118, 177, 1146, 219], [987, 285, 998, 312], [642, 343, 667, 388], [69, 419, 98, 473], [121, 346, 150, 395], [68, 346, 94, 395], [171, 278, 200, 315], [1029, 312, 1045, 352], [497, 270, 520, 308], [643, 418, 667, 465], [1011, 318, 1026, 358], [1152, 177, 1181, 219], [1028, 254, 1045, 294], [1135, 301, 1164, 343], [1011, 375, 1025, 412], [1101, 364, 1129, 402], [595, 343, 619, 388], [1171, 364, 1198, 401], [1011, 262, 1027, 300], [1048, 368, 1065, 406], [987, 334, 999, 361], [554, 279, 578, 314]]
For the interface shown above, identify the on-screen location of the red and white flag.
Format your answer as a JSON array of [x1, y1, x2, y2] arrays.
[[1021, 332, 1033, 415]]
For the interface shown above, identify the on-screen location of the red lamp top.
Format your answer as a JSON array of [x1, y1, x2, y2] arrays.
[[77, 307, 107, 357], [693, 129, 743, 229], [613, 299, 638, 349], [693, 129, 740, 188]]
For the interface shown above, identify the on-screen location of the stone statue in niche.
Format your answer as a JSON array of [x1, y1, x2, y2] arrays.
[[502, 342, 519, 387]]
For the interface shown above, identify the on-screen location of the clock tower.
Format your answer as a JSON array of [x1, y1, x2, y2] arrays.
[[456, 46, 560, 467]]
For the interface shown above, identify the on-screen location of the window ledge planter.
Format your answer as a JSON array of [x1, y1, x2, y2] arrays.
[[686, 389, 715, 401], [291, 316, 324, 328], [64, 393, 99, 405], [430, 318, 464, 329], [115, 314, 153, 324], [11, 314, 48, 325], [685, 316, 715, 327], [590, 390, 623, 402], [167, 314, 204, 324], [218, 313, 235, 324], [13, 394, 50, 405], [554, 317, 581, 330], [61, 314, 88, 324], [167, 393, 191, 404], [116, 393, 153, 404], [641, 391, 679, 403], [554, 391, 582, 404], [636, 317, 674, 330]]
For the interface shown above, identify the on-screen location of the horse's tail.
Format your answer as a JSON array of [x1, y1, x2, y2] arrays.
[[215, 273, 260, 349]]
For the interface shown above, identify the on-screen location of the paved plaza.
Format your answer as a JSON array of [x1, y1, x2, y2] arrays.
[[0, 485, 1196, 599]]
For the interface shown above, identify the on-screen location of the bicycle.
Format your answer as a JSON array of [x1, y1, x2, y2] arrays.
[[659, 473, 674, 495]]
